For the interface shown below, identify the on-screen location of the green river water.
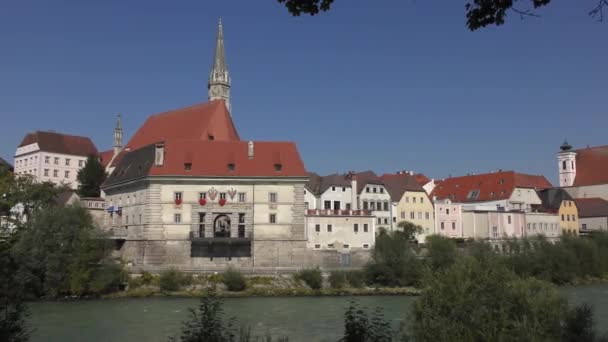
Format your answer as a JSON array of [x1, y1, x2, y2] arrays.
[[29, 285, 608, 342]]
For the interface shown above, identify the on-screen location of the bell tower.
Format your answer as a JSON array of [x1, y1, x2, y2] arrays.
[[114, 114, 123, 156], [208, 18, 231, 112], [557, 139, 577, 187]]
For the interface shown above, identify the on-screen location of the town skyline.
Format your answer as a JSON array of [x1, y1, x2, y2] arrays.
[[1, 1, 607, 183]]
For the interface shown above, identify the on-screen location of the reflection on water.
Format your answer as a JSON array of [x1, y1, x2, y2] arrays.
[[29, 285, 608, 342]]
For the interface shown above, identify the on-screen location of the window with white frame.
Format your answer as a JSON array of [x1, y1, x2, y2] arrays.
[[238, 192, 246, 202], [269, 192, 277, 203], [269, 214, 276, 223], [174, 214, 181, 223]]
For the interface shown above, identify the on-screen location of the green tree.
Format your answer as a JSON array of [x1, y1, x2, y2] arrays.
[[1, 173, 63, 227], [342, 301, 393, 342], [366, 229, 422, 287], [407, 256, 599, 341], [0, 243, 30, 342], [424, 235, 457, 271], [277, 0, 607, 31], [396, 221, 423, 241], [12, 205, 116, 298], [77, 155, 107, 198]]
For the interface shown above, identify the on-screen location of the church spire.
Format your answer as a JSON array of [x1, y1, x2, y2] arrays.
[[114, 114, 123, 156], [208, 18, 231, 111]]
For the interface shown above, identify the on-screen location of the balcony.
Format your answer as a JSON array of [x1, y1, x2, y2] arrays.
[[189, 231, 252, 258], [306, 209, 373, 217]]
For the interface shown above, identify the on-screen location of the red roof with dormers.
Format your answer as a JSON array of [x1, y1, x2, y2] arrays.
[[148, 140, 306, 177], [18, 131, 98, 156], [126, 100, 239, 150], [571, 145, 608, 187], [431, 171, 552, 202]]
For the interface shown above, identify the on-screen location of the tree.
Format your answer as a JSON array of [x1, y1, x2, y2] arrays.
[[277, 0, 608, 30], [424, 235, 457, 271], [0, 242, 30, 342], [396, 221, 423, 241], [366, 229, 422, 287], [12, 205, 117, 298], [407, 256, 600, 341], [342, 301, 393, 342], [77, 154, 107, 198]]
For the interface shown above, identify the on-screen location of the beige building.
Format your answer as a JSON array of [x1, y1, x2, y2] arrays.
[[381, 172, 434, 240], [462, 210, 525, 245], [14, 131, 98, 189], [524, 212, 561, 241], [305, 209, 375, 251], [537, 188, 579, 235]]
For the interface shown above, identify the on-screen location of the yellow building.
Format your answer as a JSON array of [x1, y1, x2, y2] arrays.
[[382, 173, 434, 239], [537, 188, 578, 235]]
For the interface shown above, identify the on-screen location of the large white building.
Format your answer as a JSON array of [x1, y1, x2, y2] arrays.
[[13, 131, 98, 189]]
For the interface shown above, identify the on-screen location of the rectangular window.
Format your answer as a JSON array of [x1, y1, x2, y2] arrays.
[[566, 215, 570, 221], [238, 192, 246, 202], [377, 218, 382, 224], [238, 213, 245, 224], [366, 187, 370, 193], [53, 169, 58, 177], [269, 214, 276, 223], [380, 188, 384, 193], [45, 156, 50, 164], [238, 213, 246, 238], [334, 201, 341, 210], [410, 212, 415, 219], [54, 157, 59, 165], [328, 244, 335, 249], [324, 201, 331, 209], [342, 187, 346, 192], [507, 215, 512, 224], [446, 208, 450, 215], [406, 197, 409, 203], [315, 224, 320, 232], [174, 192, 183, 201], [174, 214, 181, 223], [343, 244, 350, 249], [327, 224, 332, 232], [420, 197, 424, 203], [332, 186, 336, 191], [384, 218, 388, 224], [401, 211, 405, 219], [582, 224, 587, 230], [363, 244, 370, 249], [413, 197, 417, 203], [126, 215, 129, 224], [44, 169, 49, 176], [561, 214, 565, 221], [363, 201, 369, 210], [269, 193, 277, 203], [219, 192, 226, 200], [441, 222, 445, 230], [305, 202, 309, 210], [314, 244, 321, 249], [452, 222, 456, 230], [383, 202, 388, 211], [64, 170, 70, 178], [373, 187, 377, 193], [425, 212, 430, 220], [65, 158, 70, 166], [492, 226, 498, 238], [354, 223, 359, 233], [199, 192, 206, 200], [363, 224, 369, 233], [78, 160, 83, 167], [417, 212, 422, 219], [346, 203, 351, 210], [184, 163, 192, 171]]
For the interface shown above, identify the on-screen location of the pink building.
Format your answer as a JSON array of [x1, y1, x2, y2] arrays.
[[434, 198, 463, 238]]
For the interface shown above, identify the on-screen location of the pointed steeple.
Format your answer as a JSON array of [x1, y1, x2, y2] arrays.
[[208, 18, 231, 111], [114, 114, 123, 156]]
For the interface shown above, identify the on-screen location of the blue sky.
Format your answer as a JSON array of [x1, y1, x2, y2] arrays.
[[1, 0, 606, 183]]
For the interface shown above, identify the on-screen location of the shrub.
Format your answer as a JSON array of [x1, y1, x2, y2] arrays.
[[296, 268, 322, 290], [159, 269, 190, 292], [222, 268, 247, 292], [139, 271, 155, 285], [343, 301, 393, 342], [345, 271, 366, 288], [425, 235, 457, 271], [89, 262, 126, 294], [366, 230, 423, 287], [329, 271, 348, 289]]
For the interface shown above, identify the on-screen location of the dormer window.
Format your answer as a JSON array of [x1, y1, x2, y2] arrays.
[[184, 163, 192, 171], [498, 179, 505, 184], [274, 163, 282, 172], [227, 163, 235, 172], [208, 135, 215, 141], [467, 190, 480, 199]]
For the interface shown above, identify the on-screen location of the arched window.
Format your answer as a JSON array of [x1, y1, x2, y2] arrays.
[[562, 160, 567, 170], [213, 215, 231, 238]]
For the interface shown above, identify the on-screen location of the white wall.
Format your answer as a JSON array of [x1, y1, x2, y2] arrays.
[[14, 144, 88, 190], [359, 183, 392, 227], [319, 186, 353, 210], [580, 217, 608, 231], [524, 212, 561, 240], [306, 214, 375, 250]]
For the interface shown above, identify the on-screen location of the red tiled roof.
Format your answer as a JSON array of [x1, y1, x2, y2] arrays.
[[413, 173, 431, 186], [430, 171, 552, 202], [98, 150, 114, 168], [18, 131, 98, 156], [380, 173, 426, 202], [148, 140, 307, 177], [574, 198, 608, 218], [572, 145, 608, 187], [126, 100, 239, 150]]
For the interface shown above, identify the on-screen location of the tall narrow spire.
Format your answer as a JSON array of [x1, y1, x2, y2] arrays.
[[208, 18, 231, 112], [114, 114, 123, 156]]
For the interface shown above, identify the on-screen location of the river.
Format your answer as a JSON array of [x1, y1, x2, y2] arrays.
[[29, 284, 608, 342]]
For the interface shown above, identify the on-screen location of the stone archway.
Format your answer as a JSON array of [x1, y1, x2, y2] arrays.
[[213, 214, 231, 238]]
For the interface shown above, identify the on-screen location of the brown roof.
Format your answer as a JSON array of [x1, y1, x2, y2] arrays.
[[305, 172, 352, 195], [126, 100, 239, 150], [18, 131, 98, 156], [380, 173, 426, 202], [354, 171, 383, 194], [572, 145, 608, 187], [574, 198, 608, 218], [431, 171, 552, 202], [413, 173, 431, 185]]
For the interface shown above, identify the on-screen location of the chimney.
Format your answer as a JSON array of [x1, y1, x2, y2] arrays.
[[154, 143, 165, 166], [350, 173, 358, 210], [248, 141, 254, 159], [409, 171, 414, 176]]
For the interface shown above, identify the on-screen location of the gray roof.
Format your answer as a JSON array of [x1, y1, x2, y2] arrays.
[[305, 172, 352, 196], [103, 144, 155, 187], [537, 188, 573, 212]]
